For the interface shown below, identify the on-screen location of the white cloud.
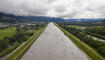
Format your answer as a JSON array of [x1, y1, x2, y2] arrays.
[[0, 0, 105, 19]]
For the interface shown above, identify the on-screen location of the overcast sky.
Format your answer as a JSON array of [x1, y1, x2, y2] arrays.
[[0, 0, 105, 19]]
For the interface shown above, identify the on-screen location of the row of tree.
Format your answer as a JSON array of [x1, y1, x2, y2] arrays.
[[59, 24, 105, 56], [85, 27, 105, 40]]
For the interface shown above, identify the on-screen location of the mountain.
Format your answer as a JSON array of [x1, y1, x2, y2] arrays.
[[0, 12, 104, 23], [0, 12, 65, 23], [0, 12, 17, 23]]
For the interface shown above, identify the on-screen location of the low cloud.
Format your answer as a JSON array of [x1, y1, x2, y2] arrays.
[[0, 0, 105, 19]]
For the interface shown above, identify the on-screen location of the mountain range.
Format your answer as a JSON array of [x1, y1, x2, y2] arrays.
[[0, 12, 104, 23]]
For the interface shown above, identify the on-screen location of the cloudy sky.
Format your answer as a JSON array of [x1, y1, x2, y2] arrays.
[[0, 0, 105, 19]]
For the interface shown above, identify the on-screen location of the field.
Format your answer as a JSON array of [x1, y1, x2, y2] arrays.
[[0, 27, 16, 40]]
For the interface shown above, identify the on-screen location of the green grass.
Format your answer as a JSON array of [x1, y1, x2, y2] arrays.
[[7, 25, 47, 60], [56, 24, 103, 60], [0, 27, 16, 40]]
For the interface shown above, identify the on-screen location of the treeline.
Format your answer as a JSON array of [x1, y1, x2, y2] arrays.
[[85, 27, 105, 40], [0, 26, 34, 52], [59, 24, 105, 56]]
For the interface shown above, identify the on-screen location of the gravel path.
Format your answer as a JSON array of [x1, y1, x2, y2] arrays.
[[21, 23, 89, 60]]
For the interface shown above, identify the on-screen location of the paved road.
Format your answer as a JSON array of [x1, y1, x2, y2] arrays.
[[21, 23, 89, 60]]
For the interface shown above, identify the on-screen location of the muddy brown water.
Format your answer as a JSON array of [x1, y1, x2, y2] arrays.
[[21, 23, 89, 60]]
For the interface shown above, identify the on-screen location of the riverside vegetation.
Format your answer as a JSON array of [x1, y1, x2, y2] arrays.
[[58, 22, 105, 58]]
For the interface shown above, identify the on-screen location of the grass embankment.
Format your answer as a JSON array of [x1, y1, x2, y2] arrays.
[[55, 24, 103, 60], [0, 27, 16, 40], [7, 25, 47, 60]]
